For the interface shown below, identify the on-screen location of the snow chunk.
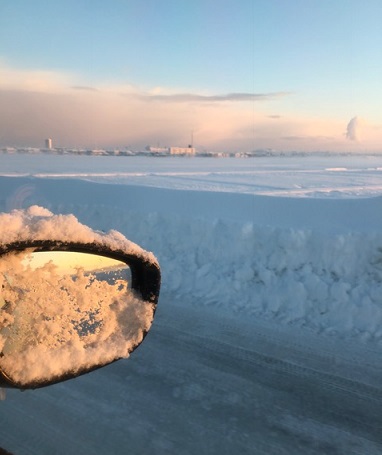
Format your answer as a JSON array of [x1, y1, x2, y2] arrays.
[[0, 206, 158, 265]]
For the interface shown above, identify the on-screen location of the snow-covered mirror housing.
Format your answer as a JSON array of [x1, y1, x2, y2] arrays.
[[0, 207, 160, 389]]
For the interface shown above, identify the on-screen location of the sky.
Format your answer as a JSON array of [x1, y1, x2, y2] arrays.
[[1, 0, 382, 152]]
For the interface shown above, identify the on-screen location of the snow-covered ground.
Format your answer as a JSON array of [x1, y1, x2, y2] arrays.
[[2, 154, 382, 340], [1, 154, 382, 453], [3, 153, 382, 198]]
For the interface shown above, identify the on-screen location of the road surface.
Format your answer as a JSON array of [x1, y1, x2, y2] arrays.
[[1, 295, 382, 454]]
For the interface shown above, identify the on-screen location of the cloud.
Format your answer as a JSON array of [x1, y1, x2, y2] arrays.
[[346, 116, 361, 141], [0, 63, 294, 150], [3, 63, 381, 152], [0, 63, 73, 93], [0, 88, 255, 149], [136, 91, 290, 103]]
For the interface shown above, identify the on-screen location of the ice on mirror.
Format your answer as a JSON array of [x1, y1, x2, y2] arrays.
[[0, 250, 155, 386]]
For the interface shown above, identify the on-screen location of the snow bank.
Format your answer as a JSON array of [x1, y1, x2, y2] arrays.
[[1, 175, 382, 343], [72, 204, 382, 342]]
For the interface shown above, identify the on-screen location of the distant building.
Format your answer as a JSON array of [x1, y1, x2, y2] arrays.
[[45, 138, 53, 150], [145, 146, 169, 154], [169, 145, 195, 155], [145, 144, 196, 155]]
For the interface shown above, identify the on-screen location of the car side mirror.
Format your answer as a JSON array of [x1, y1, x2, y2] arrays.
[[0, 208, 160, 389]]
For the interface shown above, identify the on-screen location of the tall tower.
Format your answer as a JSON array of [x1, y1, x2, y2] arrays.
[[45, 138, 52, 150]]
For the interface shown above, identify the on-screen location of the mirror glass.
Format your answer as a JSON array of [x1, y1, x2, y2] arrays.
[[0, 250, 155, 387]]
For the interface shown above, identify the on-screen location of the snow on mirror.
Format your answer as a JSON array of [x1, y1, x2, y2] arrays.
[[0, 250, 154, 388]]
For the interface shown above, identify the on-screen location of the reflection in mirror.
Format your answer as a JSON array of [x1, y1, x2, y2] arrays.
[[23, 251, 132, 286], [0, 250, 155, 388]]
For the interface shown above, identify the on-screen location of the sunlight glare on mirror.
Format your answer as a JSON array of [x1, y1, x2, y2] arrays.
[[23, 251, 130, 276]]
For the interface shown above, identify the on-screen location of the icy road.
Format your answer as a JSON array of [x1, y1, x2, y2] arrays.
[[1, 299, 382, 454]]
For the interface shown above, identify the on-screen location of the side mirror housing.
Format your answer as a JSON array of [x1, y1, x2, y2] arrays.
[[0, 208, 160, 389]]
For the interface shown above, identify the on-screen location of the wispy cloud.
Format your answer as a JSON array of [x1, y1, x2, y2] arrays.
[[136, 91, 290, 103]]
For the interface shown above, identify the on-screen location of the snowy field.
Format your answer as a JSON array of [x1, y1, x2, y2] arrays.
[[3, 153, 382, 198], [1, 154, 382, 454]]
